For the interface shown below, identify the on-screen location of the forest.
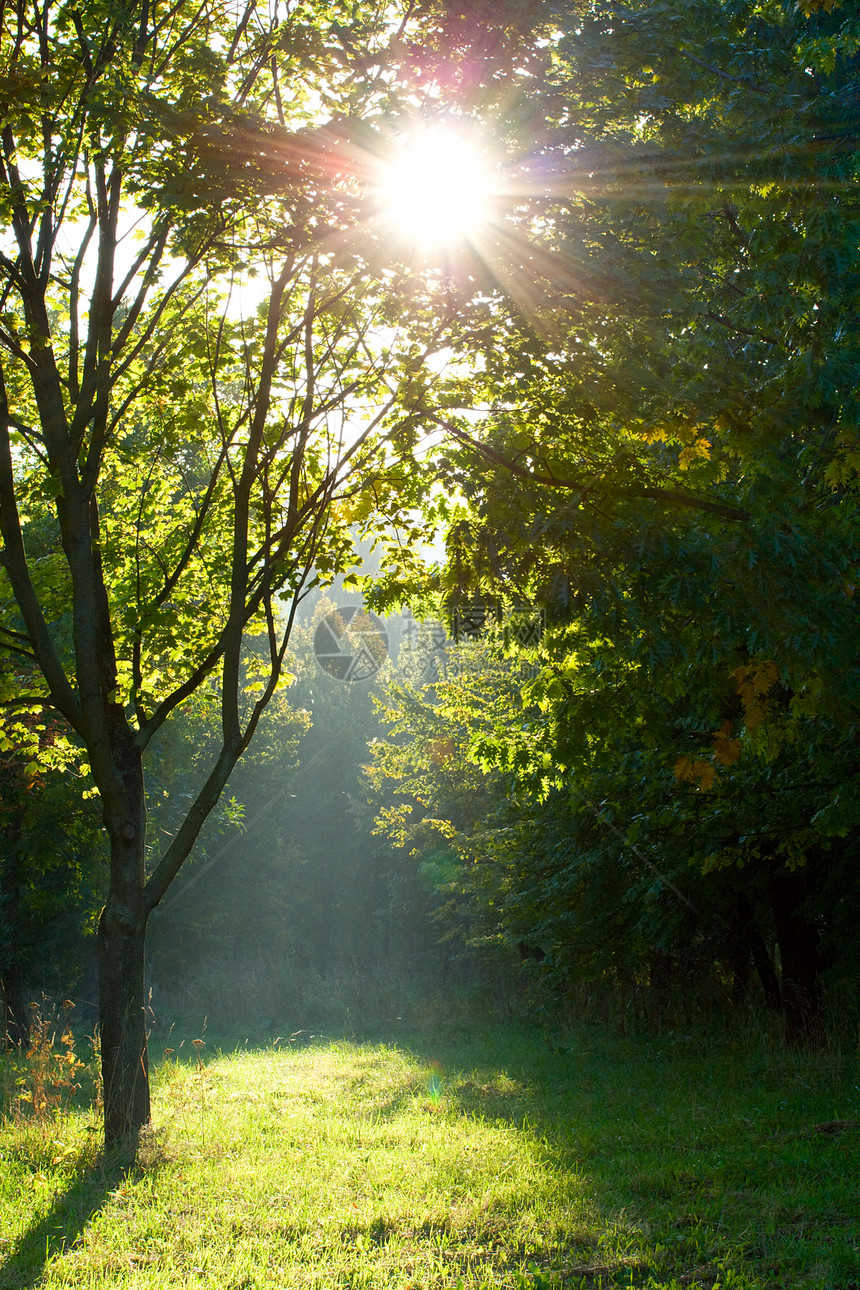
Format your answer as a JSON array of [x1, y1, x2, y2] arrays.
[[1, 0, 859, 1270]]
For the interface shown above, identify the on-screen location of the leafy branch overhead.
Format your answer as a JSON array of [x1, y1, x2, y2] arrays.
[[368, 0, 860, 1051], [0, 0, 466, 1149]]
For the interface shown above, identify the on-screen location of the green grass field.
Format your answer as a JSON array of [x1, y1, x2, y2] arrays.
[[1, 1023, 858, 1288]]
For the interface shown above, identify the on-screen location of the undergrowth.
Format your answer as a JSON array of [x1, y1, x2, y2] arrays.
[[1, 997, 96, 1126]]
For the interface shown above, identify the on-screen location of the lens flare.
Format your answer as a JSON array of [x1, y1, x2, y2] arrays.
[[381, 127, 491, 245], [426, 1058, 444, 1105]]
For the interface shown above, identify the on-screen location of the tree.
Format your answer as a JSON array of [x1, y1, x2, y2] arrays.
[[0, 0, 469, 1149], [0, 497, 109, 1048], [368, 0, 860, 1040]]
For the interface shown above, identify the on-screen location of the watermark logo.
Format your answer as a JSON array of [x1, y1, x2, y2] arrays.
[[313, 607, 389, 682], [400, 609, 449, 684], [450, 606, 545, 650], [313, 603, 544, 683]]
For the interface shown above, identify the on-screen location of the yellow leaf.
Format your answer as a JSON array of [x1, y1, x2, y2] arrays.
[[673, 756, 717, 791], [678, 437, 711, 470], [713, 731, 742, 767], [732, 660, 778, 730]]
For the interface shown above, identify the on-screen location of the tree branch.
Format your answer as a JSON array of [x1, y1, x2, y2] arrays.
[[677, 48, 769, 95], [430, 415, 750, 523], [0, 378, 82, 728]]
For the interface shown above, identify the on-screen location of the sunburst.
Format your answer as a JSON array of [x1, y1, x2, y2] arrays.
[[379, 126, 493, 246]]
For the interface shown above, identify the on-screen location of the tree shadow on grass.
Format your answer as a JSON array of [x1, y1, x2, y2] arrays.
[[0, 1150, 130, 1290], [392, 1027, 860, 1290]]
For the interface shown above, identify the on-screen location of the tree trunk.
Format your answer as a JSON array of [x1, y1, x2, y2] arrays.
[[728, 943, 751, 1007], [733, 892, 782, 1012], [98, 893, 150, 1153], [749, 924, 782, 1013], [769, 866, 825, 1047], [98, 725, 151, 1155]]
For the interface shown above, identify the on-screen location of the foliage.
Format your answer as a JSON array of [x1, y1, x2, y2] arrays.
[[0, 705, 105, 1048], [0, 0, 479, 1146], [363, 0, 860, 1038]]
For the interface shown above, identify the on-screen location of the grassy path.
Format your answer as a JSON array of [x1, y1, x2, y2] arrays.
[[1, 1025, 858, 1288]]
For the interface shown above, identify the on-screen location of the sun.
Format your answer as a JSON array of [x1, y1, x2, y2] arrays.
[[380, 126, 492, 245]]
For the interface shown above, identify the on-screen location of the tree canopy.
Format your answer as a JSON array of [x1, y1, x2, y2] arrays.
[[367, 0, 860, 1044], [0, 0, 493, 1147], [3, 0, 860, 1153]]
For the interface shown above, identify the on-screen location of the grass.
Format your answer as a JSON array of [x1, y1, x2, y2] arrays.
[[1, 1021, 859, 1288]]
